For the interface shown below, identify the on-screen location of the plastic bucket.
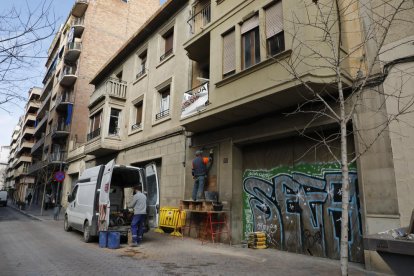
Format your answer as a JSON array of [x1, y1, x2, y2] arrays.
[[107, 232, 120, 249], [99, 231, 108, 248]]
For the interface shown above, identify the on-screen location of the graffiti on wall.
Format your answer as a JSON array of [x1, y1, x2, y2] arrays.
[[243, 163, 363, 262]]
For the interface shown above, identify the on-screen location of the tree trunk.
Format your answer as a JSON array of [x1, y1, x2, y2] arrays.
[[338, 75, 350, 275]]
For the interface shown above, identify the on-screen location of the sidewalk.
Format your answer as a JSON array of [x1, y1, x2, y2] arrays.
[[9, 200, 64, 221]]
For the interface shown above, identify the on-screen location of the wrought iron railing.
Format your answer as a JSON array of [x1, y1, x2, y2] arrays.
[[52, 123, 70, 136], [131, 123, 142, 130], [56, 92, 74, 106], [87, 128, 101, 141], [155, 109, 170, 120], [160, 48, 173, 62], [31, 136, 45, 154], [136, 67, 146, 79], [28, 160, 47, 174], [188, 2, 211, 34], [60, 65, 77, 80]]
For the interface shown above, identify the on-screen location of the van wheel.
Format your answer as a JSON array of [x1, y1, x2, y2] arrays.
[[83, 221, 92, 243], [64, 215, 72, 232]]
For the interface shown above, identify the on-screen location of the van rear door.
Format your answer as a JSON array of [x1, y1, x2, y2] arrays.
[[145, 163, 160, 228], [98, 159, 115, 231]]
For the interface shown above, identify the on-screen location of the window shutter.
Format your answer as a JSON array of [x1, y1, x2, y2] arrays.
[[135, 103, 143, 124], [265, 1, 283, 38], [241, 15, 259, 34], [165, 31, 174, 53], [222, 30, 235, 75]]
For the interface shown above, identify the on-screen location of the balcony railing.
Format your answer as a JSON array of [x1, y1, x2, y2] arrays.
[[67, 41, 82, 51], [72, 16, 85, 26], [160, 48, 173, 62], [87, 128, 101, 141], [34, 111, 49, 133], [61, 65, 77, 78], [56, 92, 74, 107], [48, 152, 67, 163], [131, 123, 142, 131], [155, 109, 170, 120], [31, 135, 45, 154], [136, 67, 146, 79], [90, 78, 127, 105], [188, 2, 211, 34], [52, 123, 70, 136]]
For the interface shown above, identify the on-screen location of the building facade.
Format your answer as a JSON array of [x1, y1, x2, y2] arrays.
[[0, 145, 11, 190], [28, 0, 160, 206], [81, 0, 190, 209]]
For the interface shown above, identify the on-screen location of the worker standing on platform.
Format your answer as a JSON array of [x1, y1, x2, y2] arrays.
[[192, 149, 213, 201], [129, 186, 147, 247]]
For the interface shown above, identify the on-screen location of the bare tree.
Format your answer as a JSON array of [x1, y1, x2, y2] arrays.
[[0, 0, 56, 111], [274, 0, 414, 274]]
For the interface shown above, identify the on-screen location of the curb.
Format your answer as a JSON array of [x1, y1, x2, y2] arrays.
[[8, 203, 43, 221]]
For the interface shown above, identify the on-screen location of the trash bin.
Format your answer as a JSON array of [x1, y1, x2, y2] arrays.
[[108, 231, 120, 249], [99, 231, 108, 248]]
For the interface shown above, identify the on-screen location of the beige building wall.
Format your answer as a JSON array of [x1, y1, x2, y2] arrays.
[[86, 0, 191, 208]]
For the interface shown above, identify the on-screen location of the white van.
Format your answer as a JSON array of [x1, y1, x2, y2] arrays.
[[64, 160, 160, 242], [0, 190, 8, 207]]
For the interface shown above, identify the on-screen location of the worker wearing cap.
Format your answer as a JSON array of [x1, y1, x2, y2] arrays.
[[192, 149, 213, 201]]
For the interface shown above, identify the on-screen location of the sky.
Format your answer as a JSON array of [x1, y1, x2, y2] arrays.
[[0, 0, 166, 146]]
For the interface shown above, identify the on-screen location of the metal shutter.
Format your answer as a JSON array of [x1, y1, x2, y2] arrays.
[[265, 1, 283, 38], [241, 15, 259, 34], [222, 30, 235, 75]]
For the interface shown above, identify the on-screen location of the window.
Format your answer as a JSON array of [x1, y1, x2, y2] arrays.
[[88, 110, 101, 140], [222, 29, 235, 77], [241, 15, 260, 69], [136, 50, 147, 79], [265, 1, 285, 56], [132, 101, 143, 130], [156, 86, 170, 120], [109, 108, 121, 135], [160, 29, 174, 61]]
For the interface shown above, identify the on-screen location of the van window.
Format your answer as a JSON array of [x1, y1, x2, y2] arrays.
[[70, 185, 78, 202]]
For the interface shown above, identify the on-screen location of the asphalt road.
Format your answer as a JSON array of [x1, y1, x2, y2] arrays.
[[0, 205, 369, 276]]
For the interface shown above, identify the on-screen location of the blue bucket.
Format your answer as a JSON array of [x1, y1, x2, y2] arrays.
[[108, 232, 120, 249], [99, 231, 108, 248]]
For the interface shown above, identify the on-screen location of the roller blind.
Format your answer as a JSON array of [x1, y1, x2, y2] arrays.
[[241, 15, 259, 34], [266, 1, 283, 38], [222, 30, 235, 75]]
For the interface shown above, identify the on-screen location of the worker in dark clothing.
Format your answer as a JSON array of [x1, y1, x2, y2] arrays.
[[192, 149, 213, 201]]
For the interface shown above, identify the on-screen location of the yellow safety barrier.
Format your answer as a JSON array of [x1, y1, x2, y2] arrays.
[[154, 207, 186, 237]]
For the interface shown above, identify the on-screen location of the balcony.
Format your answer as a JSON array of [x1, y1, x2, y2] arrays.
[[72, 17, 85, 37], [65, 42, 82, 62], [56, 92, 74, 111], [14, 167, 28, 178], [16, 155, 32, 166], [72, 0, 88, 18], [59, 65, 77, 87], [20, 139, 35, 150], [89, 78, 127, 107], [37, 94, 51, 117], [24, 112, 37, 127], [188, 1, 211, 35], [48, 151, 67, 163], [34, 111, 49, 138], [25, 100, 41, 114], [51, 123, 70, 139], [85, 131, 121, 157], [31, 135, 45, 155], [28, 160, 47, 174], [181, 82, 209, 119], [22, 126, 35, 138]]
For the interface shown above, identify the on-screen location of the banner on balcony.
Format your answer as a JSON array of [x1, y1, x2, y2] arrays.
[[181, 82, 209, 119], [66, 104, 73, 125]]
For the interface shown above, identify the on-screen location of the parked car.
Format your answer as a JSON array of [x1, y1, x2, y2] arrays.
[[0, 190, 8, 207], [64, 160, 160, 243]]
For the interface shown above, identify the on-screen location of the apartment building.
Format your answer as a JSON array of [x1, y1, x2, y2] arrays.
[[4, 126, 20, 191], [78, 0, 190, 210], [0, 146, 11, 190], [28, 0, 160, 205], [178, 0, 414, 268]]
